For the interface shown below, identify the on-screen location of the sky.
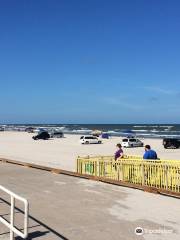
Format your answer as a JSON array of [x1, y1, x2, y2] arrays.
[[0, 0, 180, 124]]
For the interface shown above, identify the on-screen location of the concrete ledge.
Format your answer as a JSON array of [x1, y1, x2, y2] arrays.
[[1, 157, 180, 199]]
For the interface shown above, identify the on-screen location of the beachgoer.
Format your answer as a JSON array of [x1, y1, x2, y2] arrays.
[[114, 143, 124, 160], [143, 145, 158, 160]]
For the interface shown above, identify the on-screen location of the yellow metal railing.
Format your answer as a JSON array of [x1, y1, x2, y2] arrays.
[[77, 156, 180, 193]]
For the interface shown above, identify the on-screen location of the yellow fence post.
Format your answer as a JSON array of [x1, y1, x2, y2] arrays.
[[165, 164, 168, 190], [119, 161, 124, 181], [117, 161, 120, 181], [141, 163, 145, 185]]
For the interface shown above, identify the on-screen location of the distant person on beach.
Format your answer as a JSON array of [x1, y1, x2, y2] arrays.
[[143, 145, 158, 160], [114, 143, 124, 160]]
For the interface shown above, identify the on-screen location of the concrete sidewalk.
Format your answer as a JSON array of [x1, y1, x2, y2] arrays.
[[0, 162, 180, 240]]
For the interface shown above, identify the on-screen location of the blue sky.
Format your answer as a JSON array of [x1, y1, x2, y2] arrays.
[[0, 0, 180, 123]]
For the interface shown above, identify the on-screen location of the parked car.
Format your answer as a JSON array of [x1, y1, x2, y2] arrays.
[[51, 131, 64, 138], [32, 131, 50, 140], [25, 127, 35, 133], [163, 138, 180, 149], [34, 128, 47, 133], [122, 138, 144, 148], [80, 135, 102, 144]]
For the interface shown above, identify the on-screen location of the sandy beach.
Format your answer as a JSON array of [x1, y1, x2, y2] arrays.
[[0, 132, 179, 172]]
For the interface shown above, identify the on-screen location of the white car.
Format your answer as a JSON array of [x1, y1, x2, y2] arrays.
[[122, 138, 144, 148], [80, 135, 102, 144]]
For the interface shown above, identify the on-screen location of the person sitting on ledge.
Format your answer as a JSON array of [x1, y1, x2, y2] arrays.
[[114, 143, 124, 160], [143, 145, 158, 160]]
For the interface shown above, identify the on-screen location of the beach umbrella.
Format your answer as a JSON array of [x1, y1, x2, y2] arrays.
[[101, 133, 109, 139], [92, 130, 102, 137]]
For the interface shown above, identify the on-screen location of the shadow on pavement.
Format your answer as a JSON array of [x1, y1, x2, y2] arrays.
[[0, 197, 69, 240], [15, 231, 50, 240]]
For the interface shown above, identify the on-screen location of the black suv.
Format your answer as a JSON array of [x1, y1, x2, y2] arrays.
[[32, 131, 50, 140], [163, 138, 180, 149]]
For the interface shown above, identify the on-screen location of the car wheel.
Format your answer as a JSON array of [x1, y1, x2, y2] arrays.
[[131, 144, 133, 147], [85, 141, 90, 144], [98, 141, 101, 144]]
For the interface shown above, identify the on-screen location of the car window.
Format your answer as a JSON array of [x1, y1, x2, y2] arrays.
[[129, 139, 136, 142], [85, 137, 94, 139], [122, 139, 128, 142], [41, 132, 48, 136], [80, 136, 84, 139]]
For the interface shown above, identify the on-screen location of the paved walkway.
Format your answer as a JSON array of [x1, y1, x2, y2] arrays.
[[0, 162, 180, 240]]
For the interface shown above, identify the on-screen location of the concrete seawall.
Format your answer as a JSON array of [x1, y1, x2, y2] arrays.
[[0, 163, 180, 240]]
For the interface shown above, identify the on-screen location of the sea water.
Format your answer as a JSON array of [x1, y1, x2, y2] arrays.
[[1, 124, 180, 138]]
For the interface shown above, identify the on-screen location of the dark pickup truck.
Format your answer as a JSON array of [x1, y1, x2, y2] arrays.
[[32, 131, 50, 140], [163, 138, 180, 149]]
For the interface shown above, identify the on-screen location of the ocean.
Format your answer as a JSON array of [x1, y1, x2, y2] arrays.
[[1, 124, 180, 138]]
